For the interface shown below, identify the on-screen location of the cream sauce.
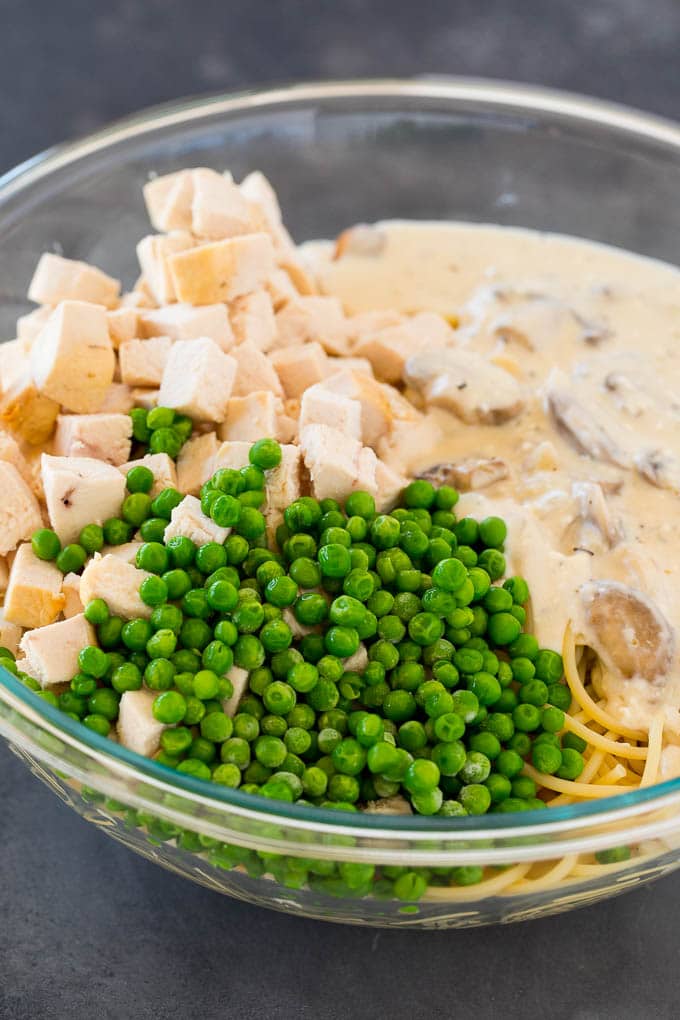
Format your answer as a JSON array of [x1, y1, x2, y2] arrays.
[[307, 222, 680, 736]]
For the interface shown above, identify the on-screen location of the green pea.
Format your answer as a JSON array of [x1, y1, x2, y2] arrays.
[[31, 528, 61, 561], [56, 543, 87, 574]]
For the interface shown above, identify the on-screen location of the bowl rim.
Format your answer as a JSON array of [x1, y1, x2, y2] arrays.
[[2, 76, 680, 837]]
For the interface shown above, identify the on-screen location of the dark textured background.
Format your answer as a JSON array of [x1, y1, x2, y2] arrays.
[[1, 1, 680, 1017]]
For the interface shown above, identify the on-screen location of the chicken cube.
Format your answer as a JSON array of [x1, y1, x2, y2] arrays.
[[28, 253, 120, 310], [80, 554, 153, 620], [223, 665, 249, 717], [270, 342, 328, 399], [176, 432, 219, 495], [298, 384, 362, 441], [19, 613, 95, 689], [219, 391, 284, 443], [229, 290, 277, 352], [143, 170, 194, 233], [3, 544, 65, 628], [343, 643, 369, 672], [374, 459, 407, 512], [157, 338, 236, 422], [163, 494, 231, 546], [17, 305, 53, 343], [0, 428, 33, 487], [275, 296, 347, 355], [118, 336, 174, 387], [136, 231, 196, 305], [265, 444, 302, 537], [53, 413, 132, 466], [101, 541, 143, 565], [230, 341, 283, 398], [239, 170, 296, 253], [42, 454, 127, 544], [106, 307, 139, 349], [0, 462, 43, 556], [211, 440, 251, 472], [129, 388, 159, 410], [266, 268, 299, 309], [168, 233, 275, 305], [140, 302, 233, 352], [61, 572, 84, 619], [0, 611, 21, 656], [299, 424, 377, 503], [355, 312, 452, 384], [30, 300, 114, 413], [117, 688, 166, 756], [191, 167, 255, 239], [332, 356, 374, 378], [98, 383, 135, 414], [0, 373, 60, 444], [119, 453, 177, 498], [320, 370, 392, 447]]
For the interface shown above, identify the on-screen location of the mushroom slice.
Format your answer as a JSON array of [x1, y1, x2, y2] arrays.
[[635, 448, 680, 495], [418, 457, 509, 492], [545, 370, 630, 468], [579, 580, 674, 681], [571, 481, 623, 549], [405, 349, 524, 425]]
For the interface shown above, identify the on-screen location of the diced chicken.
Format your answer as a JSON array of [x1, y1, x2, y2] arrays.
[[28, 253, 120, 310], [230, 290, 277, 352], [191, 167, 254, 239], [117, 688, 166, 756], [80, 554, 153, 620], [0, 337, 30, 389], [163, 494, 231, 546], [418, 457, 510, 492], [0, 462, 43, 556], [347, 309, 404, 342], [355, 312, 452, 384], [98, 383, 135, 414], [0, 373, 60, 444], [223, 665, 249, 717], [61, 572, 84, 618], [30, 300, 114, 413], [374, 459, 407, 512], [42, 454, 126, 544], [405, 348, 524, 425], [320, 370, 392, 446], [19, 613, 95, 689], [3, 544, 65, 628], [266, 268, 299, 309], [343, 643, 368, 673], [275, 296, 348, 355], [119, 285, 156, 310], [300, 424, 377, 503], [53, 413, 132, 466], [377, 413, 443, 475], [130, 388, 159, 410], [17, 305, 53, 343], [106, 307, 139, 349], [364, 795, 413, 816], [143, 170, 194, 233], [176, 432, 219, 495], [101, 541, 143, 565], [136, 231, 196, 305], [140, 302, 233, 352], [265, 444, 302, 536], [230, 341, 283, 398], [298, 384, 362, 441], [277, 252, 319, 298], [211, 440, 251, 472], [219, 391, 283, 443], [270, 342, 328, 399], [119, 453, 177, 498], [158, 338, 237, 422], [119, 336, 174, 387], [168, 233, 275, 305], [0, 611, 21, 656], [580, 581, 674, 681], [239, 170, 296, 253], [332, 356, 374, 378], [545, 369, 630, 468], [0, 428, 33, 487]]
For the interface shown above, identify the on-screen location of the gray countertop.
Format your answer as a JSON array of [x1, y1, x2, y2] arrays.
[[1, 2, 679, 1017]]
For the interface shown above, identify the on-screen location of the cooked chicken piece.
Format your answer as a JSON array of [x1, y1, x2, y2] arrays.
[[275, 296, 348, 356], [3, 544, 65, 628], [405, 348, 524, 424], [143, 170, 194, 233], [229, 290, 277, 352], [364, 795, 413, 816], [164, 495, 231, 546], [320, 370, 392, 447], [0, 428, 34, 488], [17, 306, 53, 343], [299, 384, 363, 441], [118, 688, 166, 756], [239, 170, 296, 254], [61, 572, 84, 619], [158, 338, 237, 422], [106, 307, 139, 349], [355, 312, 452, 384], [635, 448, 680, 495], [0, 462, 44, 556], [375, 459, 408, 512], [80, 554, 152, 620], [119, 336, 173, 388], [0, 611, 21, 656], [264, 444, 303, 539], [28, 253, 120, 310], [223, 665, 249, 717], [220, 392, 286, 444], [190, 167, 254, 240], [230, 341, 283, 398], [53, 413, 132, 466], [136, 231, 196, 305], [270, 342, 329, 399], [168, 233, 275, 305], [418, 457, 509, 492], [140, 302, 233, 352], [42, 454, 127, 544], [580, 580, 674, 681], [119, 453, 177, 498], [544, 370, 630, 468], [98, 383, 135, 415], [300, 424, 377, 503], [19, 613, 95, 688]]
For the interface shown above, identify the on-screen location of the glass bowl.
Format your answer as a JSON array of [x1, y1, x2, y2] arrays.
[[2, 79, 680, 928]]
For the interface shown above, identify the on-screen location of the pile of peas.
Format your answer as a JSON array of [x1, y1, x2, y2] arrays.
[[129, 405, 194, 459], [10, 436, 587, 822]]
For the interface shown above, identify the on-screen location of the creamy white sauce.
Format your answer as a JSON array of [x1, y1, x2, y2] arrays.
[[307, 222, 680, 735]]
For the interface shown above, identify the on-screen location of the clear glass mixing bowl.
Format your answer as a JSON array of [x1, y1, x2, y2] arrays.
[[2, 79, 680, 928]]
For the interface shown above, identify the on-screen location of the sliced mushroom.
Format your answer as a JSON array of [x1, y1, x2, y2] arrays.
[[545, 370, 630, 468], [418, 457, 509, 492], [571, 481, 623, 549], [635, 448, 680, 495], [579, 580, 674, 681], [405, 348, 524, 425]]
